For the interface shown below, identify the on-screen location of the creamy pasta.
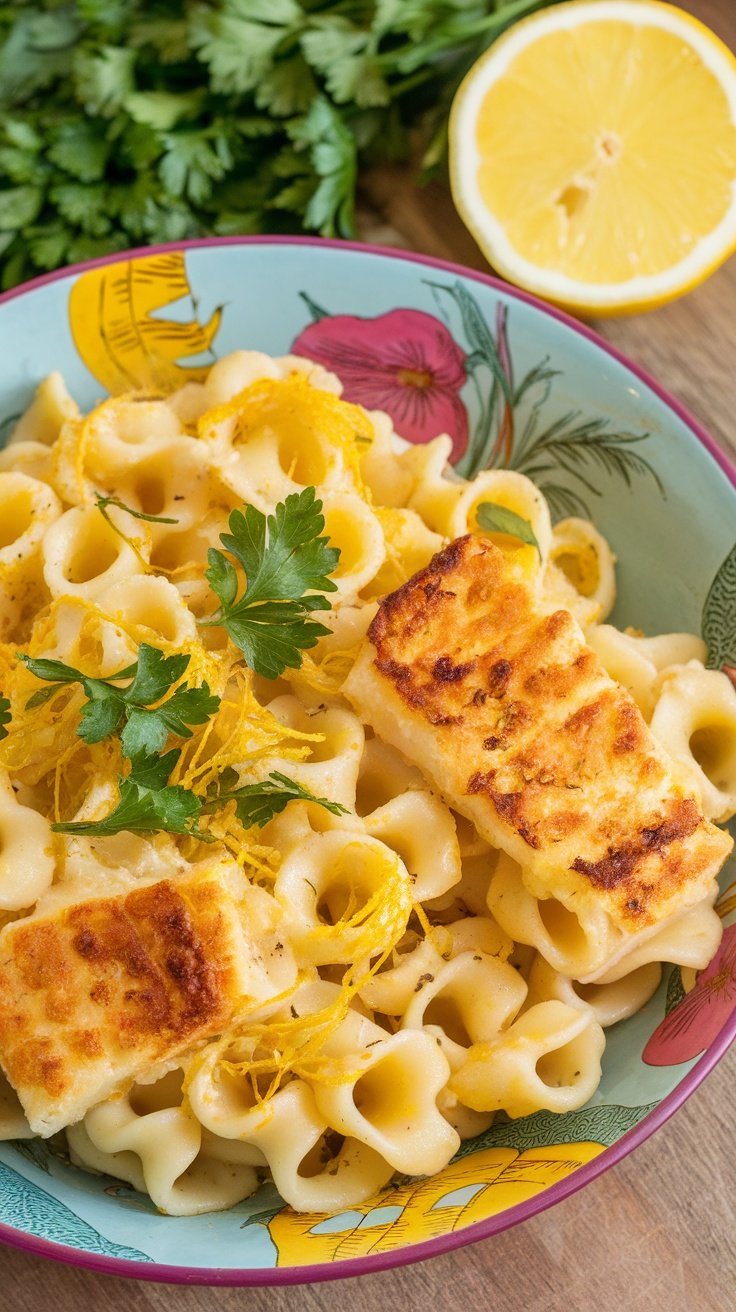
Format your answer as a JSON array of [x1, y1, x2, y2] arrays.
[[0, 350, 732, 1217]]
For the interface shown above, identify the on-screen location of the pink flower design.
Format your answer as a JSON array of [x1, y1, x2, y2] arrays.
[[292, 308, 469, 461], [642, 922, 736, 1066]]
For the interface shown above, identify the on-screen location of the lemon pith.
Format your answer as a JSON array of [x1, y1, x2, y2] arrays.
[[449, 0, 736, 313]]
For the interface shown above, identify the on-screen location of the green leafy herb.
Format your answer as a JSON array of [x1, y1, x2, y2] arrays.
[[95, 492, 179, 527], [51, 755, 345, 839], [202, 487, 340, 679], [52, 748, 212, 840], [206, 768, 348, 829], [0, 0, 561, 288], [0, 693, 10, 740], [19, 644, 220, 754], [476, 501, 541, 557]]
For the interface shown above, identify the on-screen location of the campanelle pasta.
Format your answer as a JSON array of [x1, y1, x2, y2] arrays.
[[0, 350, 732, 1218]]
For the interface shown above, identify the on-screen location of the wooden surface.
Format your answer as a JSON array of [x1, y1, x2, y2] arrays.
[[3, 0, 736, 1307]]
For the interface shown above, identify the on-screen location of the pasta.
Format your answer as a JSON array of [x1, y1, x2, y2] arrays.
[[0, 350, 732, 1219]]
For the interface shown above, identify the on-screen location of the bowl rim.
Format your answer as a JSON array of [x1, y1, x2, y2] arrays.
[[0, 234, 734, 1287]]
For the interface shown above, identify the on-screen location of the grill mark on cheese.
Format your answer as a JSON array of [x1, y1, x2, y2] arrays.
[[487, 659, 512, 696], [432, 655, 476, 683], [347, 534, 732, 936], [571, 798, 702, 890]]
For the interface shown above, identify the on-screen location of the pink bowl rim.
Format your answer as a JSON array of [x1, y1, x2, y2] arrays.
[[0, 234, 734, 1287]]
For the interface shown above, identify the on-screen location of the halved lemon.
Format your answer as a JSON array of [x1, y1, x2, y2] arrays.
[[449, 0, 736, 314]]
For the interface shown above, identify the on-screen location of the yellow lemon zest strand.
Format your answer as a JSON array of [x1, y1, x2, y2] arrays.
[[208, 849, 413, 1100], [174, 664, 320, 797], [48, 415, 90, 507], [197, 374, 371, 493], [411, 899, 453, 960], [290, 641, 364, 699], [193, 807, 279, 880], [51, 737, 121, 826]]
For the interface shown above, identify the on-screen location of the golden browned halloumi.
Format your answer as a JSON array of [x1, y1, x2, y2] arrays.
[[344, 536, 731, 964], [0, 862, 257, 1136]]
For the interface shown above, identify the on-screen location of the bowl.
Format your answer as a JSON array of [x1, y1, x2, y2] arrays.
[[0, 237, 734, 1285]]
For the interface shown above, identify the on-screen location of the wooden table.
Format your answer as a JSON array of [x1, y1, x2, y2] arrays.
[[3, 0, 736, 1307]]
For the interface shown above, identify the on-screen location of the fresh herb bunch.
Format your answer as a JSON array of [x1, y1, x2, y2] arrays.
[[0, 0, 559, 289]]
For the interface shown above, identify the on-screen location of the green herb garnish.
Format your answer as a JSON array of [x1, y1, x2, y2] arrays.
[[0, 694, 10, 740], [205, 767, 349, 829], [201, 487, 340, 679], [52, 756, 345, 839], [476, 501, 541, 558], [95, 492, 179, 527], [51, 748, 212, 840], [20, 644, 220, 756]]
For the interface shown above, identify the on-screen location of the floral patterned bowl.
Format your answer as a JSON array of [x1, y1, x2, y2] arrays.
[[0, 237, 734, 1285]]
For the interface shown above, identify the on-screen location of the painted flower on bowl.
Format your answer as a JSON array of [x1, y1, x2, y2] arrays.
[[291, 307, 469, 460], [642, 922, 736, 1066]]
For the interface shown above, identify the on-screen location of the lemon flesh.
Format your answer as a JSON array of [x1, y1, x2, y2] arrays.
[[450, 1, 736, 312]]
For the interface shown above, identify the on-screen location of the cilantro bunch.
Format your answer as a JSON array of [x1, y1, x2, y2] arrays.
[[0, 0, 559, 289]]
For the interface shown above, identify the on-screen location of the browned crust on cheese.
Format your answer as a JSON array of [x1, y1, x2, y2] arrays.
[[0, 877, 241, 1112], [363, 534, 730, 925], [570, 797, 701, 895]]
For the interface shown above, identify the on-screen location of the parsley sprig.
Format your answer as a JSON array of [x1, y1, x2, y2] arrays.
[[51, 748, 213, 840], [20, 644, 220, 757], [202, 487, 340, 679], [205, 767, 348, 829], [52, 752, 346, 839]]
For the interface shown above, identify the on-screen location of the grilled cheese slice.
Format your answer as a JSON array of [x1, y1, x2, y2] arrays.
[[344, 536, 731, 975], [0, 861, 260, 1136]]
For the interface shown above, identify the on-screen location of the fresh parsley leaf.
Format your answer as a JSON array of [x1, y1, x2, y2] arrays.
[[288, 97, 357, 238], [159, 128, 232, 205], [73, 45, 135, 117], [0, 694, 10, 740], [95, 492, 179, 526], [121, 679, 220, 757], [301, 24, 389, 109], [27, 224, 71, 271], [78, 680, 128, 743], [0, 185, 43, 230], [255, 54, 317, 118], [0, 10, 82, 106], [47, 120, 110, 183], [190, 1, 303, 98], [51, 182, 111, 238], [202, 488, 340, 679], [19, 645, 220, 754], [476, 502, 542, 558], [206, 769, 348, 829], [127, 746, 181, 791], [52, 749, 211, 840], [122, 645, 190, 705], [124, 89, 206, 132]]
